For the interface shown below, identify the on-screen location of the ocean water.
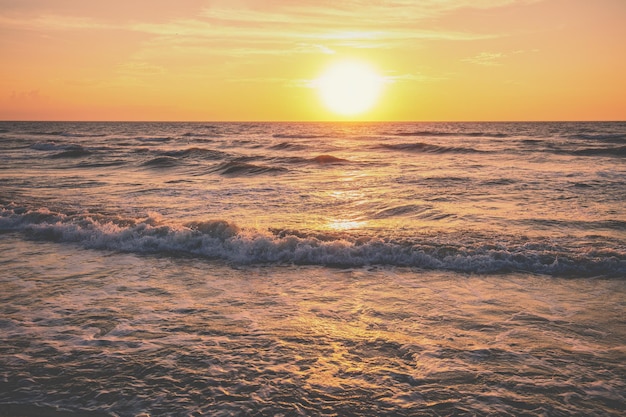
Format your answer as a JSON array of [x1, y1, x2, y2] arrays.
[[0, 121, 625, 416]]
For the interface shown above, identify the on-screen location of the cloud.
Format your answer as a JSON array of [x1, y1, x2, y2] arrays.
[[0, 0, 207, 23], [385, 73, 449, 83], [0, 14, 112, 31], [9, 89, 45, 101], [462, 52, 505, 66], [462, 49, 539, 66], [0, 0, 518, 52]]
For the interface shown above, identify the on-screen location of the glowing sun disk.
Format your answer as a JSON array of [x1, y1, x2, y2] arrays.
[[316, 60, 384, 117]]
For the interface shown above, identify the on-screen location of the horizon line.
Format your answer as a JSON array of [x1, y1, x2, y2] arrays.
[[1, 119, 625, 123]]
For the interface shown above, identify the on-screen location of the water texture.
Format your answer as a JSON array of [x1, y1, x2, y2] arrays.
[[1, 121, 625, 416]]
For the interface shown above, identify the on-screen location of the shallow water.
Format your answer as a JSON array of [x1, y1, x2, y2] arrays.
[[1, 236, 625, 416], [1, 121, 625, 415]]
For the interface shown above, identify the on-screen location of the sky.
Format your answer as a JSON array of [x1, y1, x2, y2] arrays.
[[1, 0, 625, 121]]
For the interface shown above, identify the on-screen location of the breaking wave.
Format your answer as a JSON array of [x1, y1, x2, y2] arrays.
[[1, 206, 623, 277]]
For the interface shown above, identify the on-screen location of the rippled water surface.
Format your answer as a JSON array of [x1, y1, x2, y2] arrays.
[[1, 122, 625, 415], [1, 237, 625, 416]]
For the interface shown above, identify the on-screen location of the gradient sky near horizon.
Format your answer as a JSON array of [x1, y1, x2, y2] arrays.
[[1, 0, 625, 121]]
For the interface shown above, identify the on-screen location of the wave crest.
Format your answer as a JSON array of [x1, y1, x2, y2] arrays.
[[212, 161, 288, 176], [311, 154, 349, 164], [387, 130, 508, 138], [272, 133, 326, 139], [376, 142, 487, 154], [1, 206, 623, 277]]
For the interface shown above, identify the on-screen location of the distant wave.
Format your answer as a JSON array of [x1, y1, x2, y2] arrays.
[[271, 155, 350, 165], [27, 131, 108, 138], [134, 136, 172, 143], [371, 204, 441, 219], [212, 161, 288, 176], [375, 142, 488, 154], [567, 133, 626, 144], [30, 142, 74, 151], [140, 147, 231, 168], [141, 156, 180, 168], [272, 133, 327, 139], [1, 206, 623, 277], [269, 142, 308, 151], [520, 139, 545, 145], [570, 146, 626, 157], [49, 145, 92, 159], [29, 143, 93, 158], [311, 154, 349, 164], [181, 131, 222, 138], [162, 147, 229, 160], [387, 130, 509, 138]]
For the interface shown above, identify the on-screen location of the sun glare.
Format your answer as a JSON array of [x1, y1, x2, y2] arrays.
[[315, 60, 384, 117]]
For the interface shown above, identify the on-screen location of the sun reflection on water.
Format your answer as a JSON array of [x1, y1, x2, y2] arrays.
[[326, 219, 368, 231], [322, 184, 370, 232]]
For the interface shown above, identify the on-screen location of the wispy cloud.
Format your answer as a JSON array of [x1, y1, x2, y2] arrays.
[[463, 52, 505, 66], [0, 0, 518, 55], [385, 72, 449, 83], [9, 89, 44, 101], [0, 14, 113, 31], [462, 49, 539, 66]]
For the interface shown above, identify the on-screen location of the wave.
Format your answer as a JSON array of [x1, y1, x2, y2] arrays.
[[387, 130, 509, 138], [29, 142, 92, 158], [27, 131, 107, 138], [1, 206, 623, 277], [49, 145, 92, 159], [30, 142, 72, 151], [141, 156, 180, 168], [134, 136, 172, 143], [375, 142, 488, 154], [181, 131, 222, 138], [567, 133, 626, 144], [74, 160, 127, 168], [570, 146, 626, 157], [272, 133, 327, 139], [269, 142, 308, 151], [372, 204, 433, 219], [211, 161, 288, 176], [311, 154, 349, 164], [162, 147, 229, 160], [269, 155, 350, 165], [136, 148, 239, 168]]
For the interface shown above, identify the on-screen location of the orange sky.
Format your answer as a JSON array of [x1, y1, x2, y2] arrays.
[[1, 0, 625, 121]]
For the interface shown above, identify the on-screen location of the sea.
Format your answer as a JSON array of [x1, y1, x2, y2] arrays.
[[0, 121, 625, 416]]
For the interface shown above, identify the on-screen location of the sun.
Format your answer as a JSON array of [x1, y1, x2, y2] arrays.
[[315, 60, 384, 117]]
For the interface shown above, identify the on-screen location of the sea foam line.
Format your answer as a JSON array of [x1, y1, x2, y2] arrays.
[[1, 207, 624, 277]]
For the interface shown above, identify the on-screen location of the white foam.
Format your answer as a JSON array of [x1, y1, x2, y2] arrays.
[[1, 206, 624, 277]]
